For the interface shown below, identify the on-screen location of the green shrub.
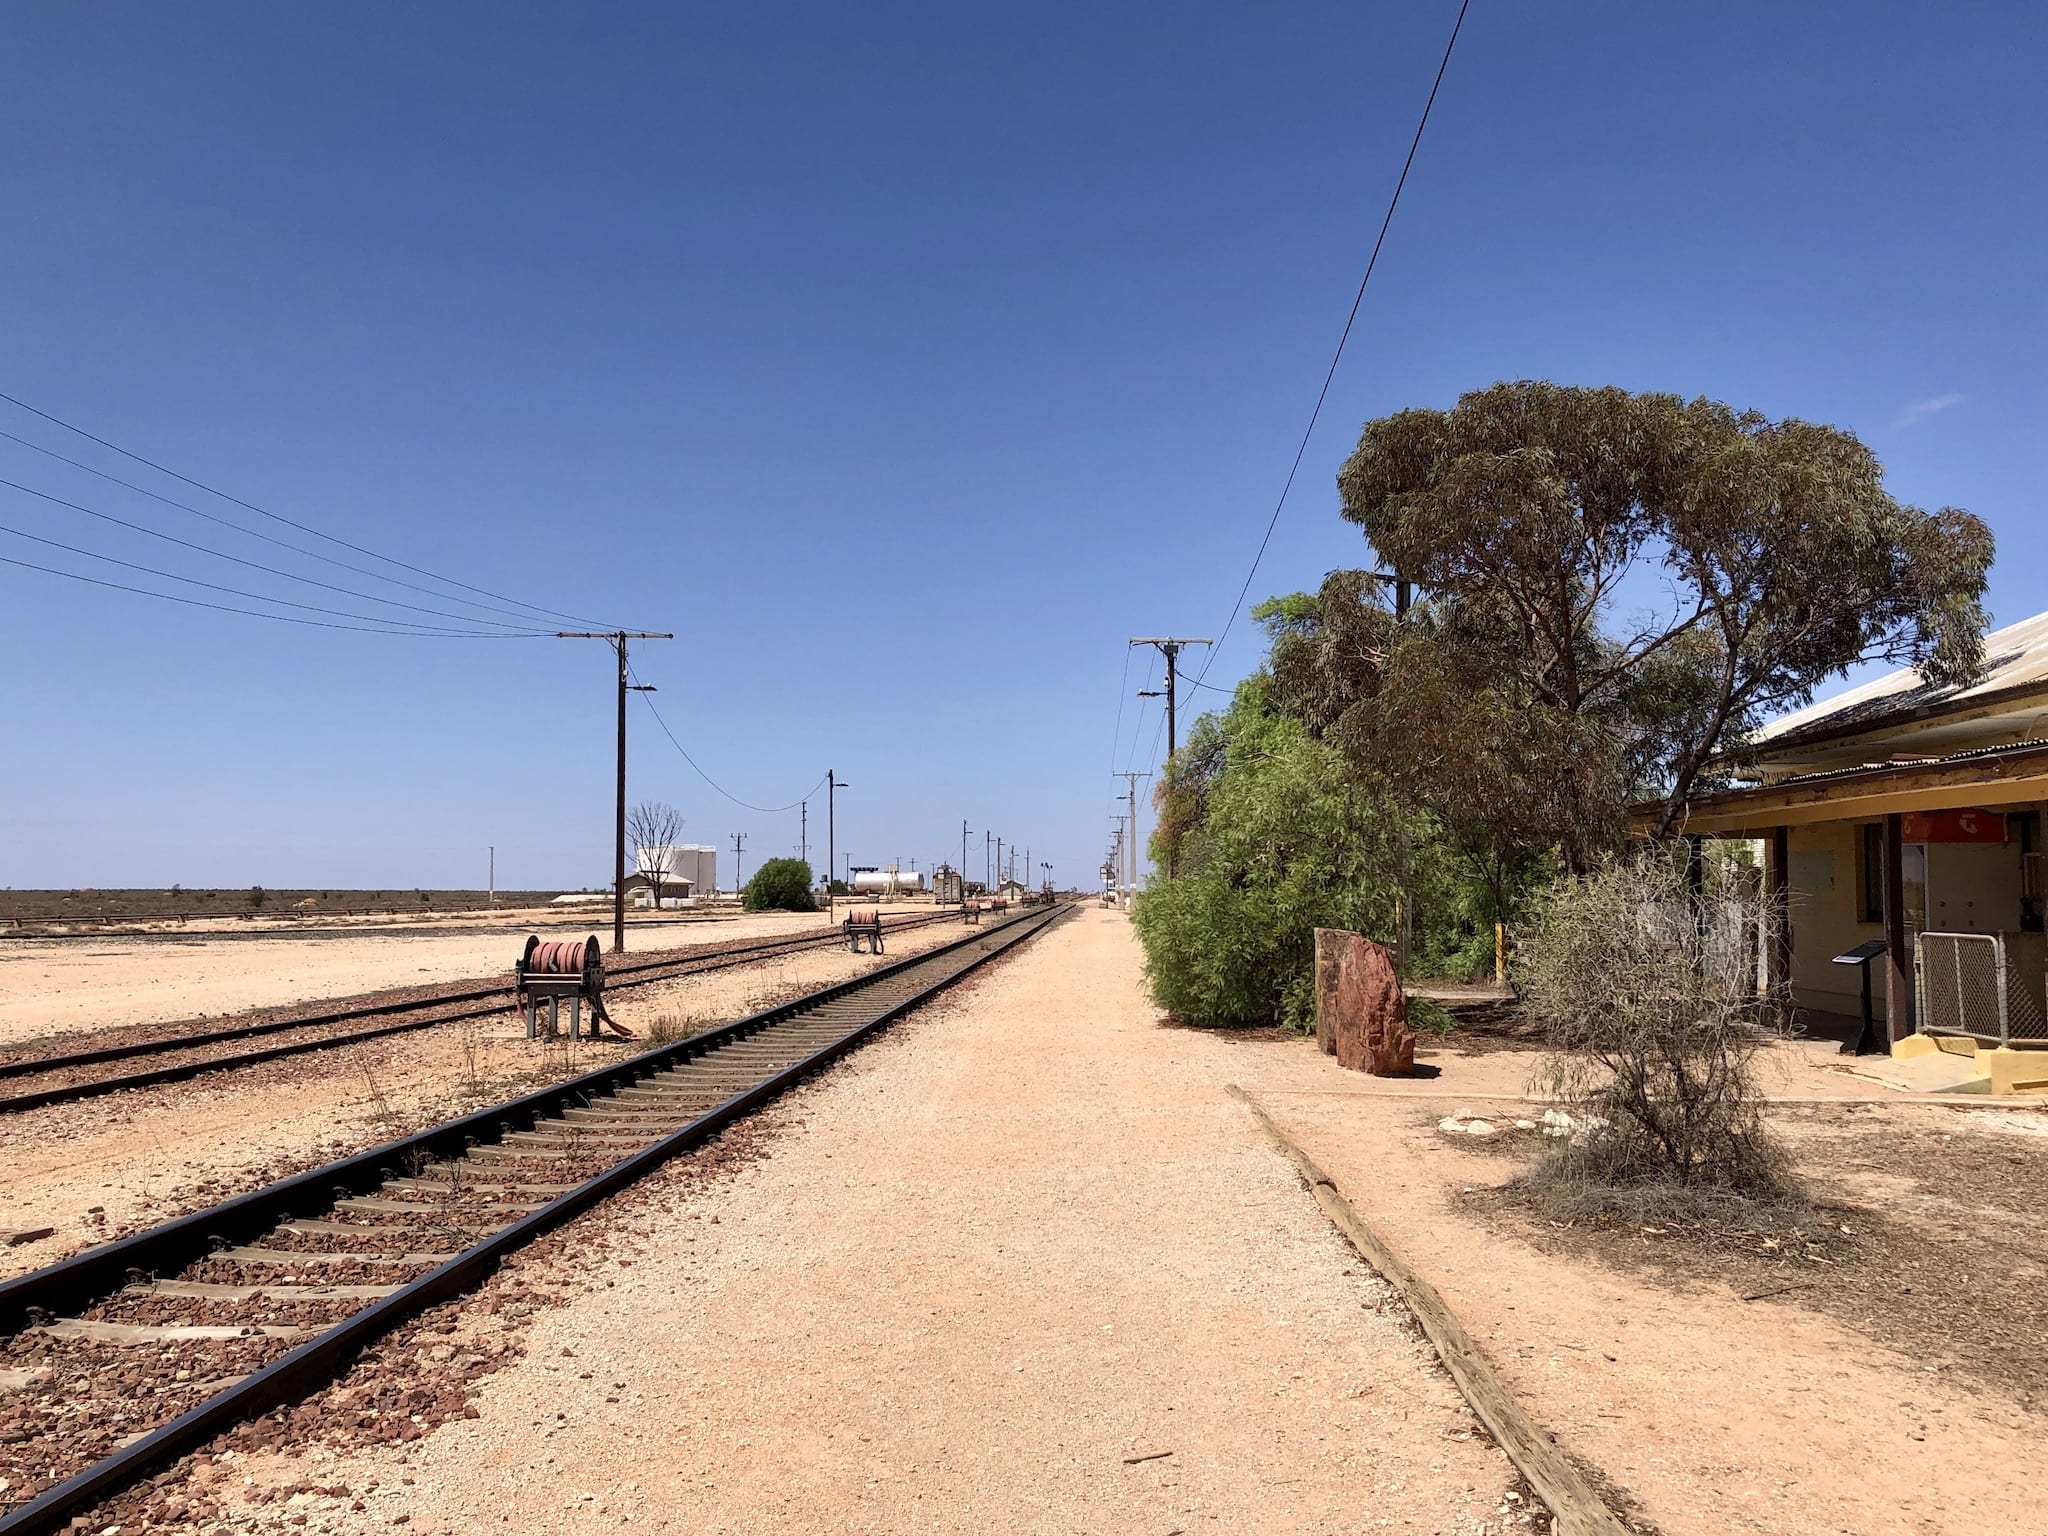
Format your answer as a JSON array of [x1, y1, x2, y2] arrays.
[[1407, 995, 1457, 1037], [1133, 695, 1403, 1029], [744, 858, 817, 912]]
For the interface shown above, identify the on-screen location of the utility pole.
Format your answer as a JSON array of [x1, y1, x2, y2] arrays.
[[800, 801, 808, 870], [984, 830, 992, 892], [961, 819, 972, 904], [730, 832, 747, 894], [558, 629, 673, 954], [1129, 637, 1212, 769], [487, 846, 494, 906], [1131, 637, 1209, 879], [996, 836, 1004, 892], [826, 769, 846, 919], [1113, 771, 1147, 910]]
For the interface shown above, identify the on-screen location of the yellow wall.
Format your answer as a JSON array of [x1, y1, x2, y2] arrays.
[[1786, 822, 1884, 1015], [1782, 815, 2046, 1029]]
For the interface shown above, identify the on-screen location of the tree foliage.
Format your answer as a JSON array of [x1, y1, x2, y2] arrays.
[[1136, 380, 1990, 1033], [1136, 680, 1411, 1029], [743, 857, 816, 912], [1338, 381, 1992, 837]]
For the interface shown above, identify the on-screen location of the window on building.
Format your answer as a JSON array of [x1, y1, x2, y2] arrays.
[[1859, 823, 1885, 923]]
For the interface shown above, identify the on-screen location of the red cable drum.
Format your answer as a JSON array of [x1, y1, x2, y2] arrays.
[[515, 935, 630, 1038]]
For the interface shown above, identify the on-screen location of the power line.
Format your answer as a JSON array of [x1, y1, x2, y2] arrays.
[[1192, 0, 1470, 688], [630, 670, 829, 814], [0, 520, 553, 634], [0, 475, 547, 631], [0, 390, 625, 631], [0, 551, 539, 636], [0, 425, 576, 629], [1107, 643, 1134, 774]]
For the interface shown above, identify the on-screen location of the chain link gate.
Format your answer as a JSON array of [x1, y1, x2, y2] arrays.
[[1914, 933, 2008, 1044]]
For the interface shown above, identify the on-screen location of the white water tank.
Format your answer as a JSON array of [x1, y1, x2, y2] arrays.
[[851, 868, 925, 896]]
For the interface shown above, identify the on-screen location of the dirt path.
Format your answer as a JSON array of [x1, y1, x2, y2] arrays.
[[0, 904, 931, 1043], [206, 906, 1517, 1535], [0, 921, 964, 1281], [1224, 1072, 2043, 1534]]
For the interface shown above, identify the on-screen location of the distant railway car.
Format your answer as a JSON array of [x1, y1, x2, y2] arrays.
[[850, 867, 926, 896]]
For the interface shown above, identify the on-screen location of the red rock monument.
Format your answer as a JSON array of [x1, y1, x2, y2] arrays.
[[1312, 928, 1415, 1076]]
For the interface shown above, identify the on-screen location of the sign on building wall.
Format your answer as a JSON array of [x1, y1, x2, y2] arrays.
[[1901, 809, 2006, 844]]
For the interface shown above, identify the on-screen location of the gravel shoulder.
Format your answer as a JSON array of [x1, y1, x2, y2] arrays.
[[198, 907, 1517, 1535]]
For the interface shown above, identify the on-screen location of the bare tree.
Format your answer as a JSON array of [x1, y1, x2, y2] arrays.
[[627, 800, 686, 907]]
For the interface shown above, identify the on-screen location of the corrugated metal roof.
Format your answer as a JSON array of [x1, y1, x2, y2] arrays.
[[1752, 737, 2048, 793], [1750, 609, 2048, 747]]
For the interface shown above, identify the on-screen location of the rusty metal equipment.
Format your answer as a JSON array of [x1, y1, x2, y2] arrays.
[[516, 935, 631, 1040], [844, 909, 885, 954], [961, 899, 982, 926]]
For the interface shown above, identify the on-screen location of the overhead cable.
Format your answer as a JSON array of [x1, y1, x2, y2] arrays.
[[1192, 0, 1470, 689], [0, 426, 577, 630], [0, 552, 542, 637], [630, 669, 830, 814], [0, 520, 554, 634], [0, 390, 624, 631], [0, 476, 546, 632]]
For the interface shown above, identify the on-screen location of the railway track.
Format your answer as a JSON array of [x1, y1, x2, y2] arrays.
[[0, 909, 958, 1114], [0, 900, 1069, 1534]]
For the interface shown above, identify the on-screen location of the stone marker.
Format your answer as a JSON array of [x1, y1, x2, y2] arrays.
[[1316, 929, 1415, 1076], [1312, 928, 1348, 1056]]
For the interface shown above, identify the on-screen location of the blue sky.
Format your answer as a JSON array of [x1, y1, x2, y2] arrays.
[[1, 2, 2041, 892]]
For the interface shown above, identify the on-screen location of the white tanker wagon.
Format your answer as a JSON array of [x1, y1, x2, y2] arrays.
[[849, 866, 927, 896]]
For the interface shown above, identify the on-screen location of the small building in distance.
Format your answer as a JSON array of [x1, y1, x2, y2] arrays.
[[634, 844, 716, 901]]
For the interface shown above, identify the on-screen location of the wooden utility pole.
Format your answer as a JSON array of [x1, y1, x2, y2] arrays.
[[1130, 638, 1210, 876], [730, 832, 748, 895], [1128, 637, 1212, 768], [558, 629, 672, 954], [961, 819, 972, 903]]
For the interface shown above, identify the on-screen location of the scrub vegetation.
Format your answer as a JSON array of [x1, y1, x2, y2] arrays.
[[1136, 381, 1993, 1055], [1517, 850, 1789, 1206], [742, 858, 817, 913]]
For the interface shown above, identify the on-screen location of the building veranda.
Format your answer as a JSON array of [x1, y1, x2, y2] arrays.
[[1666, 610, 2048, 1093]]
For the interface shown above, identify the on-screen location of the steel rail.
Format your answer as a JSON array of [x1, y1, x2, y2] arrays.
[[0, 903, 1068, 1536], [0, 911, 954, 1113]]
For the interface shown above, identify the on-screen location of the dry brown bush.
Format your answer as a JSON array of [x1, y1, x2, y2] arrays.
[[1518, 848, 1792, 1212]]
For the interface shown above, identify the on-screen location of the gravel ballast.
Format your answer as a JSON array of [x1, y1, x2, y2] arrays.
[[192, 907, 1517, 1534]]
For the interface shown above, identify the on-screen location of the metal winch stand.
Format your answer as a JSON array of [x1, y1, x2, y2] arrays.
[[522, 975, 590, 1040]]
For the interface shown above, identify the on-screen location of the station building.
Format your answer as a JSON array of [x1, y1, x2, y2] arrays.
[[1667, 610, 2048, 1092]]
